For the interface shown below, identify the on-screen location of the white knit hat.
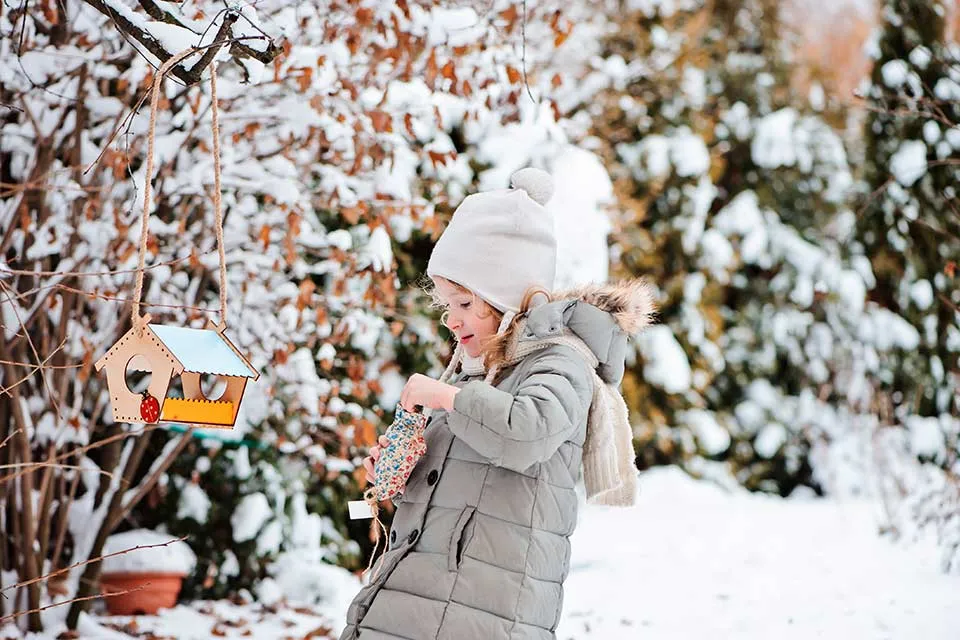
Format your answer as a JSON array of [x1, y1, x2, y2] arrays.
[[427, 168, 557, 313]]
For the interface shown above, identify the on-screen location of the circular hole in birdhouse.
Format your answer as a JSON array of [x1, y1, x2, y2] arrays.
[[200, 374, 226, 401], [125, 355, 152, 394]]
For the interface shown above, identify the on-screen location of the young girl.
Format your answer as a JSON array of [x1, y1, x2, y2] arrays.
[[340, 168, 654, 640]]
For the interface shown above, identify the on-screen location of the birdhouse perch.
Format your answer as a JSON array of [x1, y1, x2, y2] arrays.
[[95, 314, 259, 429]]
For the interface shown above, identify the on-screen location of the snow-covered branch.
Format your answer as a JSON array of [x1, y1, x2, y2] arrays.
[[79, 0, 279, 85]]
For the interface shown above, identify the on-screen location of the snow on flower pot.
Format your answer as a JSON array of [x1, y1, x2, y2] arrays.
[[99, 529, 197, 616]]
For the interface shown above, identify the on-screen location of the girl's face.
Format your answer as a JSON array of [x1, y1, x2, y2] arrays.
[[433, 278, 501, 358]]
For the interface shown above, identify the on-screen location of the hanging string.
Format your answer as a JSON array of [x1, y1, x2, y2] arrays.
[[209, 62, 228, 331], [132, 49, 229, 333], [361, 494, 389, 581], [132, 48, 195, 329]]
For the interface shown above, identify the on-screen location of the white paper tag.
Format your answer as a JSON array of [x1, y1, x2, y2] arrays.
[[348, 500, 374, 520]]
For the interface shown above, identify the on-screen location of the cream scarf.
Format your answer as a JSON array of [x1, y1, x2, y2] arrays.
[[444, 317, 637, 507]]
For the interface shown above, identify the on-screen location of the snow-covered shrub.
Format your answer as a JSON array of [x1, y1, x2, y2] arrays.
[[589, 0, 883, 495], [857, 0, 960, 572]]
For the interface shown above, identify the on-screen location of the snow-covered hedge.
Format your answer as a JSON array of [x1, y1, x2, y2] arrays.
[[856, 0, 960, 573]]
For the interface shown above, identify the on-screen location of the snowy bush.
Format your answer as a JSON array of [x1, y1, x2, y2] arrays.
[[592, 0, 883, 495], [857, 0, 960, 573]]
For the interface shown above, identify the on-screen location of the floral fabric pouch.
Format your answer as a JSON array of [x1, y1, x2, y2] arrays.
[[347, 405, 428, 521], [365, 405, 428, 502]]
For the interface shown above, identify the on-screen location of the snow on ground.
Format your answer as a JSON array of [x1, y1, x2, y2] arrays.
[[558, 467, 959, 640], [96, 599, 338, 639], [8, 467, 956, 639]]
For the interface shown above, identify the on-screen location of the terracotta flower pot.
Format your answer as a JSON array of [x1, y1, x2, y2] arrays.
[[100, 571, 185, 615]]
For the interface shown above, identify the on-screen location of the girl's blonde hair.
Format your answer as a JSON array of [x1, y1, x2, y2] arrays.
[[423, 276, 551, 374]]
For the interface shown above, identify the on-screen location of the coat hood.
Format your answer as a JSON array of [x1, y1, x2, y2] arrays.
[[520, 278, 657, 385]]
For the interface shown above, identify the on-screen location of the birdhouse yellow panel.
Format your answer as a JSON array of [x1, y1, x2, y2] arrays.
[[161, 398, 235, 426]]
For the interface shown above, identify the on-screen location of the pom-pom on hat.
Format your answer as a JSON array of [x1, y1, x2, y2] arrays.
[[427, 168, 557, 313]]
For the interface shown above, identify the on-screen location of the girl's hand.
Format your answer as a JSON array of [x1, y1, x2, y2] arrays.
[[362, 435, 390, 485], [400, 374, 459, 412]]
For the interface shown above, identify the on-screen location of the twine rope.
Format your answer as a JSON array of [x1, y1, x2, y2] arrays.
[[132, 50, 228, 332]]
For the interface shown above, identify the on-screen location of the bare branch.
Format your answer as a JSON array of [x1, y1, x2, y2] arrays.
[[139, 0, 281, 63], [0, 359, 81, 370], [66, 420, 159, 627], [0, 281, 61, 417], [0, 254, 196, 278], [0, 429, 22, 453], [0, 423, 164, 486], [1, 537, 187, 595], [0, 582, 145, 624], [137, 0, 201, 32], [188, 12, 239, 78], [0, 462, 117, 482], [2, 362, 43, 629], [110, 427, 195, 530], [0, 338, 68, 399]]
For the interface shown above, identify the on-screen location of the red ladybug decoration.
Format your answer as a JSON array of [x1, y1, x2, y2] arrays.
[[140, 392, 160, 423]]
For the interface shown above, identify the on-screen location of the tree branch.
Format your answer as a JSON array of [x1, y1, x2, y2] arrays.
[[2, 363, 42, 631], [80, 0, 197, 85], [2, 536, 187, 595], [65, 426, 153, 628], [138, 0, 282, 62], [189, 13, 239, 77], [111, 428, 195, 530], [0, 583, 146, 624], [80, 0, 280, 86], [67, 425, 194, 628], [137, 0, 201, 31]]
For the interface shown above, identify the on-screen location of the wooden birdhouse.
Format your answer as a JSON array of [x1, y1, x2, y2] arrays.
[[95, 314, 259, 428]]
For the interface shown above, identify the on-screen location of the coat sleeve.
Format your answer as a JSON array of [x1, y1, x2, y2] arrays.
[[445, 344, 593, 473]]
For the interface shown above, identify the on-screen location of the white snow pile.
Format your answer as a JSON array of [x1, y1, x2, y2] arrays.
[[636, 325, 693, 394], [889, 139, 929, 187], [101, 529, 197, 576], [556, 467, 960, 639]]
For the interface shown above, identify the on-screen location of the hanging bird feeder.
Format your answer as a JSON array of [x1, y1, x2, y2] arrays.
[[95, 51, 259, 429]]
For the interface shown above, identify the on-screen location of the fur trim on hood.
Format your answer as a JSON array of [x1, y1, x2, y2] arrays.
[[554, 278, 658, 335], [509, 277, 658, 385]]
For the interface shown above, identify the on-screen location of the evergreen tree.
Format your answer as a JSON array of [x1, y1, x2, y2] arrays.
[[595, 0, 876, 494], [858, 0, 960, 572], [859, 0, 959, 434]]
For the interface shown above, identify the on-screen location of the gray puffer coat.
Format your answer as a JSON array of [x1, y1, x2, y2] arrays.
[[340, 282, 650, 640]]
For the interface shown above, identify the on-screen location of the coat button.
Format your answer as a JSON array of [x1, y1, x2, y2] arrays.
[[389, 530, 397, 545], [407, 529, 419, 545], [427, 470, 439, 485]]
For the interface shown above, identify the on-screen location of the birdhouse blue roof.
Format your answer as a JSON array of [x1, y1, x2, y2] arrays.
[[148, 324, 258, 378]]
